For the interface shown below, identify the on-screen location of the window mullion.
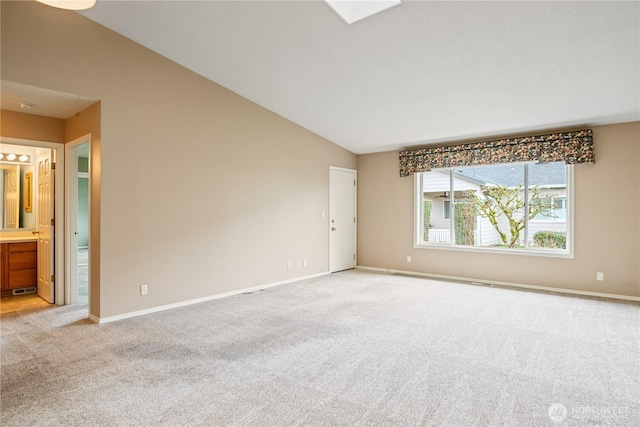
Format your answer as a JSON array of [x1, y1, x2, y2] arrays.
[[449, 169, 455, 245], [523, 163, 529, 249], [416, 173, 423, 245]]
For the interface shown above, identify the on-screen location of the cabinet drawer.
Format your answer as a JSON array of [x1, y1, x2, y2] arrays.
[[8, 269, 37, 288], [8, 251, 37, 270], [8, 242, 37, 253]]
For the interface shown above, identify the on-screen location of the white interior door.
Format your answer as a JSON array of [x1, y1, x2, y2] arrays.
[[37, 148, 55, 303], [329, 167, 357, 272]]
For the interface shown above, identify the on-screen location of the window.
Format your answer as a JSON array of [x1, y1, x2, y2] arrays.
[[415, 161, 572, 256], [443, 200, 451, 219]]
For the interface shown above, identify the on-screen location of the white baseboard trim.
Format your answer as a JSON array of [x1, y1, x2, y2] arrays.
[[94, 271, 330, 324], [357, 266, 640, 302]]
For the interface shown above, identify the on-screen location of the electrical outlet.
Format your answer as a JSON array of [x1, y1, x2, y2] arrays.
[[287, 261, 292, 270], [596, 272, 604, 281], [406, 256, 412, 263], [140, 284, 148, 295]]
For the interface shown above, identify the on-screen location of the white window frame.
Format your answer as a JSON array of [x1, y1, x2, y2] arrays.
[[414, 163, 574, 258]]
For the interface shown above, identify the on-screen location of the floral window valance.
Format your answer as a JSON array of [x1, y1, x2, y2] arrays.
[[399, 129, 594, 177]]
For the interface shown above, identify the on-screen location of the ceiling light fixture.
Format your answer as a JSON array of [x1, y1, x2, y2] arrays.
[[0, 153, 32, 165], [35, 0, 96, 11], [324, 0, 401, 25]]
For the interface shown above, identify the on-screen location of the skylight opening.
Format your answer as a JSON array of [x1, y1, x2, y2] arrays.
[[324, 0, 401, 25]]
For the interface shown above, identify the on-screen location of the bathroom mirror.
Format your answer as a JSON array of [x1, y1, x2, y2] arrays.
[[1, 162, 36, 231]]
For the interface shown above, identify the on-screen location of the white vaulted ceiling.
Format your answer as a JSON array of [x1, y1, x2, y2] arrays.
[[72, 0, 639, 154]]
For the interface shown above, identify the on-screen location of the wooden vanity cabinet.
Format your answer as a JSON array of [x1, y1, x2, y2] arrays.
[[0, 243, 6, 289], [0, 242, 38, 292]]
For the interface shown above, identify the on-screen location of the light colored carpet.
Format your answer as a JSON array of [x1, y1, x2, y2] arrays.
[[1, 270, 638, 426]]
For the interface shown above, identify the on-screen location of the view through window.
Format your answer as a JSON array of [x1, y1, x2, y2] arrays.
[[416, 161, 571, 254]]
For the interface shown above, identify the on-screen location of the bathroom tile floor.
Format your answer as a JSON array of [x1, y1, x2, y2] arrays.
[[0, 293, 51, 315]]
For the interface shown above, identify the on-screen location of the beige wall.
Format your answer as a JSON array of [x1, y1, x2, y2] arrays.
[[66, 102, 102, 316], [358, 122, 640, 298], [2, 1, 356, 318], [0, 110, 65, 143]]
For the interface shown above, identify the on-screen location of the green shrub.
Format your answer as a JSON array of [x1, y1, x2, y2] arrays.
[[423, 200, 432, 241], [454, 201, 475, 245], [533, 231, 566, 249]]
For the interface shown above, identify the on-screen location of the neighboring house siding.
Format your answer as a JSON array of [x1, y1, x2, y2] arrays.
[[422, 171, 451, 193], [423, 171, 481, 193], [478, 216, 501, 246]]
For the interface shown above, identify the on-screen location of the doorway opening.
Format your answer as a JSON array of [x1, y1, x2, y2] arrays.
[[66, 137, 90, 306], [0, 137, 69, 314]]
